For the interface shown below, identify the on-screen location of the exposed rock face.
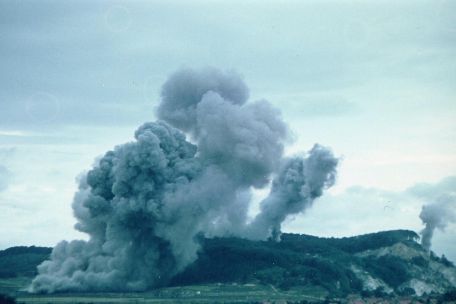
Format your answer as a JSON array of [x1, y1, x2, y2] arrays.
[[350, 265, 393, 293], [355, 242, 456, 296]]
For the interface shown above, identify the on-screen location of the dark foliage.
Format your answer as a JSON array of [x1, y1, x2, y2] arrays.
[[329, 230, 419, 253], [0, 246, 51, 278], [440, 255, 454, 267], [0, 294, 16, 304], [441, 289, 456, 301], [411, 256, 429, 267], [362, 256, 411, 288], [171, 230, 419, 294], [0, 230, 436, 296], [0, 246, 51, 257], [398, 287, 416, 296]]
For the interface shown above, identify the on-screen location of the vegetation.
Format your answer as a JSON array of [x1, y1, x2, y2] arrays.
[[3, 229, 454, 299], [361, 255, 411, 288], [12, 283, 326, 303], [0, 293, 16, 304], [441, 288, 456, 302], [0, 247, 51, 278], [171, 230, 421, 295]]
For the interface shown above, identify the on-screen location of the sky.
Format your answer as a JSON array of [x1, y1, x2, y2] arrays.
[[0, 1, 455, 260]]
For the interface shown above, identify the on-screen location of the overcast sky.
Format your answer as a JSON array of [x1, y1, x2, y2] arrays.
[[1, 1, 455, 260]]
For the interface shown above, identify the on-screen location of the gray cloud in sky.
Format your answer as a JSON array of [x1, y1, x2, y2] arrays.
[[277, 95, 360, 119], [407, 176, 456, 201], [1, 1, 454, 131]]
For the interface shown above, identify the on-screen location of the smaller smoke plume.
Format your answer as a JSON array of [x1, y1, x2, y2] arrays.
[[247, 144, 338, 241], [419, 194, 456, 251], [409, 176, 456, 252]]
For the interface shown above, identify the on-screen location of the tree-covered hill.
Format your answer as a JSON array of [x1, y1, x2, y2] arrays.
[[1, 230, 455, 297], [0, 246, 51, 278], [171, 230, 427, 295]]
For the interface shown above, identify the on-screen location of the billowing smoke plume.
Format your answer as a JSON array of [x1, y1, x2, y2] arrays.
[[247, 145, 338, 241], [409, 176, 456, 251], [419, 195, 456, 251], [30, 67, 338, 293]]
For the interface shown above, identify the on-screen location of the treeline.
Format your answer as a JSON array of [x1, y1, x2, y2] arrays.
[[280, 229, 419, 254], [171, 230, 421, 295], [0, 293, 16, 304], [0, 230, 432, 296], [0, 246, 51, 278], [0, 246, 51, 257]]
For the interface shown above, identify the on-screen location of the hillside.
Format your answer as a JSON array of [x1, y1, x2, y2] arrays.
[[0, 246, 51, 278], [172, 230, 456, 296], [1, 230, 455, 298]]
